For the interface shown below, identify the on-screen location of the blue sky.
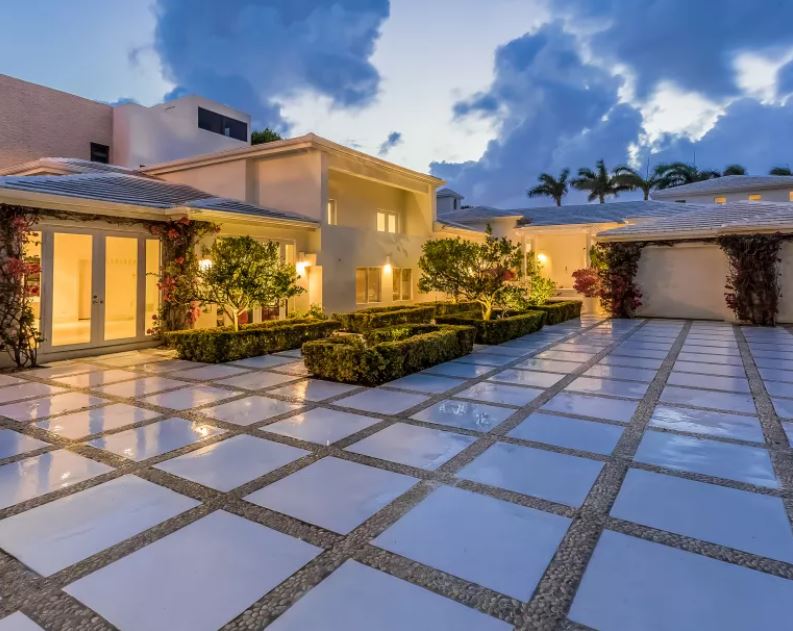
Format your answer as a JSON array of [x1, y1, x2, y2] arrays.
[[3, 0, 793, 207]]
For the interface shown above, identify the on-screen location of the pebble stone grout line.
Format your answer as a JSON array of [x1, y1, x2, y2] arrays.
[[0, 317, 791, 630]]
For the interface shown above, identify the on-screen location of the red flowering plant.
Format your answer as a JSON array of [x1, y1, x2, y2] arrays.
[[572, 243, 644, 317], [148, 217, 219, 334], [0, 205, 43, 368]]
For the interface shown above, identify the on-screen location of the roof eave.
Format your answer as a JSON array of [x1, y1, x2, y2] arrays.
[[179, 206, 318, 229]]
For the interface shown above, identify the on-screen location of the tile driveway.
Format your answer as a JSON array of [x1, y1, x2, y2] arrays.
[[0, 317, 792, 630]]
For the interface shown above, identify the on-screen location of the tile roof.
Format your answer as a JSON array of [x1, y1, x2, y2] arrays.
[[651, 175, 793, 199], [438, 206, 524, 223], [437, 188, 464, 198], [598, 201, 793, 241], [0, 172, 316, 225], [0, 157, 146, 176]]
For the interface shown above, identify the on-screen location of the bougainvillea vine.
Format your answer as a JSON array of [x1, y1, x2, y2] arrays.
[[572, 242, 644, 318]]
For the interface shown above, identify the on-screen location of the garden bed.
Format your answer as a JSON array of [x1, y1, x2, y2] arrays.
[[436, 310, 546, 345], [531, 300, 583, 324], [333, 304, 435, 332], [302, 323, 476, 386], [163, 318, 340, 363]]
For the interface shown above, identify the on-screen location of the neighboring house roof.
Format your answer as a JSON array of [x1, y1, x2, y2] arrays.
[[437, 188, 463, 198], [598, 201, 793, 241], [438, 206, 524, 224], [0, 172, 316, 225], [651, 175, 793, 199], [434, 218, 486, 234], [0, 157, 146, 177]]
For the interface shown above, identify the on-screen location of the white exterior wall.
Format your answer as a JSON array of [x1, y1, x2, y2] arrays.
[[655, 189, 793, 204], [113, 96, 250, 169]]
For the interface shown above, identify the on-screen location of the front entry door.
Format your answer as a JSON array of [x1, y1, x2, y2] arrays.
[[40, 230, 160, 357]]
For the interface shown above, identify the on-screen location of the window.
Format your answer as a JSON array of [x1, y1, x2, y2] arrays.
[[197, 107, 248, 141], [90, 143, 109, 163], [392, 268, 412, 301], [355, 267, 381, 303], [714, 196, 727, 205], [748, 194, 762, 201], [788, 191, 793, 202], [376, 210, 398, 233], [327, 199, 338, 225]]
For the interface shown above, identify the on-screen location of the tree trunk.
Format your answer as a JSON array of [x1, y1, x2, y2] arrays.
[[555, 197, 561, 207], [482, 302, 493, 321], [232, 310, 239, 332]]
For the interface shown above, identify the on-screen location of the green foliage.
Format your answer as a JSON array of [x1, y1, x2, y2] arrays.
[[613, 165, 662, 200], [251, 128, 283, 144], [528, 169, 569, 206], [769, 166, 792, 176], [196, 236, 303, 331], [333, 305, 435, 332], [422, 300, 482, 317], [717, 234, 784, 326], [572, 160, 630, 203], [164, 318, 340, 363], [302, 324, 476, 386], [653, 162, 721, 189], [531, 300, 583, 324], [418, 231, 523, 320], [290, 304, 327, 320], [597, 242, 644, 317], [722, 164, 746, 176], [436, 310, 546, 345]]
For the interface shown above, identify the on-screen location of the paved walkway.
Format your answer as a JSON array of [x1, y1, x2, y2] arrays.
[[0, 317, 792, 630]]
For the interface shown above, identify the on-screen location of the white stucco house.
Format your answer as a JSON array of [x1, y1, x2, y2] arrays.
[[651, 175, 793, 204]]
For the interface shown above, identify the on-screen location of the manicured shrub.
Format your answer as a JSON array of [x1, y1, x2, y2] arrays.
[[531, 300, 583, 324], [302, 324, 476, 386], [422, 300, 482, 317], [163, 318, 340, 363], [436, 310, 546, 345], [333, 305, 435, 332]]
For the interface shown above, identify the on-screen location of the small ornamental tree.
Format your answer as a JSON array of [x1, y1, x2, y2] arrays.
[[505, 254, 557, 310], [418, 230, 523, 320], [572, 243, 644, 317], [196, 236, 304, 331]]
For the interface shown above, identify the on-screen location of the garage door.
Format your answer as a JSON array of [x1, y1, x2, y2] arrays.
[[635, 245, 733, 321]]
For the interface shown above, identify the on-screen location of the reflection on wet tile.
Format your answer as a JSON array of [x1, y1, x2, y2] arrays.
[[0, 382, 66, 404], [455, 382, 543, 407], [36, 404, 161, 440], [509, 413, 623, 455], [269, 379, 359, 401], [649, 405, 763, 443], [384, 373, 465, 394], [542, 392, 637, 423], [488, 369, 563, 388], [0, 392, 108, 422], [264, 408, 380, 445], [0, 429, 50, 459], [566, 377, 648, 400], [335, 389, 430, 416], [660, 386, 756, 414], [411, 399, 513, 432], [94, 377, 189, 399], [202, 396, 302, 426], [139, 385, 236, 410]]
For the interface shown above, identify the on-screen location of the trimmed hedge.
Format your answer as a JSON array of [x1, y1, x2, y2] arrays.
[[302, 324, 476, 386], [422, 300, 482, 317], [532, 300, 582, 325], [163, 318, 340, 363], [333, 304, 435, 332], [436, 310, 546, 345]]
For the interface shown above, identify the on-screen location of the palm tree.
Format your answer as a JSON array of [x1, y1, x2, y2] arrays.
[[572, 160, 628, 203], [613, 165, 662, 200], [722, 164, 746, 176], [654, 162, 721, 189], [528, 169, 570, 206], [770, 166, 792, 175]]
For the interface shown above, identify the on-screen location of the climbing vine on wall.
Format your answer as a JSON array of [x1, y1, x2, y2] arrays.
[[717, 234, 784, 326], [0, 204, 42, 368], [149, 218, 219, 333], [572, 242, 644, 318]]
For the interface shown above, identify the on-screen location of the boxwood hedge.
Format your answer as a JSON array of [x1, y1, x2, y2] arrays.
[[333, 304, 435, 332], [302, 323, 476, 386], [531, 300, 583, 324], [163, 318, 340, 363], [435, 309, 546, 345], [422, 300, 482, 317]]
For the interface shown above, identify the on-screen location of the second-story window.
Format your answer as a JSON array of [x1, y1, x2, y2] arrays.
[[197, 107, 248, 141], [748, 194, 762, 202], [714, 196, 726, 204], [377, 210, 398, 233], [327, 199, 338, 225], [90, 143, 110, 163]]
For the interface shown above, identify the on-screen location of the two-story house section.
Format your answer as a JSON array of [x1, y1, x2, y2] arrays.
[[651, 175, 793, 204], [143, 134, 445, 314]]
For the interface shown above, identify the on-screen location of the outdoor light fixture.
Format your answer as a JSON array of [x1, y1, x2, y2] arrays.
[[296, 260, 309, 276], [383, 255, 392, 274], [198, 258, 213, 271], [537, 253, 549, 265]]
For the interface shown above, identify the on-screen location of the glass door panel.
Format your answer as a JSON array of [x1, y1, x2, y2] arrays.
[[51, 233, 93, 347], [104, 236, 138, 340], [145, 239, 160, 335]]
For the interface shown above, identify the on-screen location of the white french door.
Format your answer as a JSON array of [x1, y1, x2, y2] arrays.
[[38, 228, 161, 356]]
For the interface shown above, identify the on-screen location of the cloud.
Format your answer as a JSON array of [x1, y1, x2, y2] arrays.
[[377, 131, 403, 155], [432, 23, 643, 207], [152, 0, 389, 130]]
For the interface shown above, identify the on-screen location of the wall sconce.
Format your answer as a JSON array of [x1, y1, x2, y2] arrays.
[[383, 255, 392, 274], [198, 258, 213, 271], [295, 260, 309, 276], [536, 252, 549, 266]]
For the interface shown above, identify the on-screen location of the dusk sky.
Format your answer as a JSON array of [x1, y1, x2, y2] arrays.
[[3, 0, 793, 207]]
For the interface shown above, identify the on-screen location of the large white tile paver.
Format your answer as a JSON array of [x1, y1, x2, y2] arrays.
[[384, 373, 465, 394], [0, 382, 66, 404], [0, 613, 42, 630], [64, 511, 321, 631], [267, 560, 509, 631], [660, 386, 756, 415], [168, 364, 250, 381], [269, 379, 359, 401], [0, 450, 112, 510], [649, 405, 764, 443], [36, 403, 161, 439], [542, 392, 638, 423], [263, 408, 380, 445], [411, 399, 513, 432], [0, 429, 50, 459], [0, 475, 198, 575], [138, 385, 236, 410], [201, 395, 302, 426], [455, 382, 543, 407], [566, 377, 648, 399], [514, 358, 581, 374], [374, 486, 570, 600], [231, 354, 297, 369], [0, 392, 106, 422], [93, 376, 189, 399], [458, 442, 602, 507], [247, 457, 416, 534], [215, 370, 298, 391], [612, 469, 793, 563], [335, 389, 430, 416], [421, 361, 493, 379], [583, 364, 657, 382], [347, 423, 476, 470], [634, 430, 778, 488], [88, 417, 224, 461], [569, 530, 793, 631], [509, 413, 624, 455], [156, 435, 307, 491], [53, 369, 141, 388], [488, 369, 564, 388]]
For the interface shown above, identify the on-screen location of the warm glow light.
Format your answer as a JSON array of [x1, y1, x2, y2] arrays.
[[383, 255, 392, 274], [537, 253, 549, 265], [198, 258, 213, 271], [296, 261, 309, 276]]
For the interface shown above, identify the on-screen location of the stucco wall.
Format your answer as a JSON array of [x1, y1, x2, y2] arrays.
[[253, 152, 324, 221], [0, 74, 113, 168], [156, 159, 248, 201], [657, 189, 793, 204], [635, 244, 733, 320], [531, 231, 589, 289]]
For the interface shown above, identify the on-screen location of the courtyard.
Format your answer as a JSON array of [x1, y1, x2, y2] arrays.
[[0, 316, 792, 630]]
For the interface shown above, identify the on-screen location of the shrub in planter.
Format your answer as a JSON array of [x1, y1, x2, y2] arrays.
[[436, 309, 546, 345], [333, 305, 435, 332], [164, 318, 340, 362], [531, 300, 583, 324], [302, 323, 476, 386]]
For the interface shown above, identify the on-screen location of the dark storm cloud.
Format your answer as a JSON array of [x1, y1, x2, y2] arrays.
[[153, 0, 389, 130], [378, 131, 402, 155]]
